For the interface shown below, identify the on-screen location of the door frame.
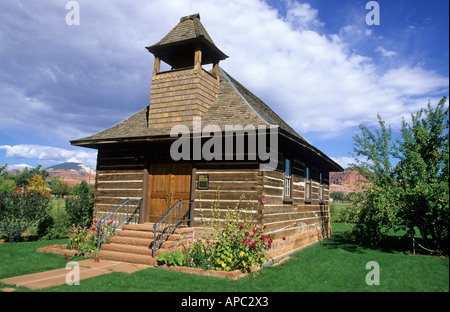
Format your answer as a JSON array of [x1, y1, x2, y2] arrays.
[[140, 161, 195, 224]]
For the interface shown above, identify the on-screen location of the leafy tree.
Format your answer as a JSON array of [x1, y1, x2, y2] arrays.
[[49, 177, 71, 198], [330, 191, 345, 202], [71, 180, 93, 196], [27, 175, 51, 195], [0, 179, 16, 194], [0, 193, 51, 242], [14, 165, 50, 187], [66, 180, 94, 227], [0, 164, 16, 194], [396, 97, 449, 253], [351, 97, 449, 254]]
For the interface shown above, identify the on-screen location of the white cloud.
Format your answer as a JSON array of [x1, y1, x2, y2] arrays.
[[0, 0, 448, 164], [0, 144, 97, 167], [376, 46, 398, 57], [6, 164, 33, 171], [330, 156, 355, 169]]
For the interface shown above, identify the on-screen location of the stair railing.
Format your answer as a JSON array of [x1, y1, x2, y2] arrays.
[[97, 198, 142, 252], [152, 200, 193, 257]]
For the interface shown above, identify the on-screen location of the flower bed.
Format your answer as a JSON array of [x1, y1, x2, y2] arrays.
[[157, 193, 274, 274], [66, 219, 114, 256]]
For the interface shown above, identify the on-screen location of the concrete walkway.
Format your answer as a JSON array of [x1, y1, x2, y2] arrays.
[[0, 259, 145, 291]]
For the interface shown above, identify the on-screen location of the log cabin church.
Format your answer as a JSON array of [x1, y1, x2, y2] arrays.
[[70, 14, 343, 263]]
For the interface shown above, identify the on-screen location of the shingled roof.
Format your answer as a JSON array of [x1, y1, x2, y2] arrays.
[[146, 14, 227, 67], [70, 14, 342, 172], [70, 68, 305, 144], [149, 13, 215, 48]]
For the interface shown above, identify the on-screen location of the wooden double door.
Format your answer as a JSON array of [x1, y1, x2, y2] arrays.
[[145, 163, 192, 223]]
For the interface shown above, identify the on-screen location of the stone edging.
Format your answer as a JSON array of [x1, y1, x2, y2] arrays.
[[158, 265, 249, 280], [36, 244, 95, 258]]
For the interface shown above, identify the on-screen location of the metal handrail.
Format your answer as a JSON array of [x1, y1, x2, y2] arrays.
[[152, 200, 193, 257], [97, 198, 142, 252]]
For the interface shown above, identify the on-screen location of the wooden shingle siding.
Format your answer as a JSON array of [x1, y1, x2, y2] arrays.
[[148, 67, 219, 129]]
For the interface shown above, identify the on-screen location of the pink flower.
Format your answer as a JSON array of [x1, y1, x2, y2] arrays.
[[261, 198, 266, 204]]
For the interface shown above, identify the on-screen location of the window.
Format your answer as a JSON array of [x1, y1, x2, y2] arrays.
[[305, 166, 311, 201], [319, 172, 323, 200], [284, 158, 292, 201]]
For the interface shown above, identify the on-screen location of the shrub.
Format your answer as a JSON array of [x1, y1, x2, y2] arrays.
[[0, 193, 50, 242], [38, 202, 71, 240], [67, 220, 114, 256], [157, 251, 186, 267], [65, 194, 94, 228]]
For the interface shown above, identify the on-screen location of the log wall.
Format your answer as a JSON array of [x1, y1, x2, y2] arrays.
[[93, 148, 145, 221]]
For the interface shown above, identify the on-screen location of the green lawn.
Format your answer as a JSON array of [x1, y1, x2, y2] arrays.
[[1, 223, 448, 292]]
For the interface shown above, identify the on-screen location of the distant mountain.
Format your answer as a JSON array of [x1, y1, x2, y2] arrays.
[[329, 169, 367, 194], [45, 162, 95, 187], [46, 162, 92, 173]]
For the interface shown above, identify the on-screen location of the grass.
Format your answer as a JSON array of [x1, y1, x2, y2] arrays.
[[0, 223, 448, 292]]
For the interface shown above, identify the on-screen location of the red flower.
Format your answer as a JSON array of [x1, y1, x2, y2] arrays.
[[239, 224, 244, 229], [282, 237, 286, 240], [243, 238, 249, 244], [81, 238, 85, 243], [281, 263, 286, 266], [263, 225, 267, 229], [261, 234, 265, 240], [68, 258, 73, 261], [245, 231, 249, 236], [252, 228, 257, 233], [94, 258, 100, 262]]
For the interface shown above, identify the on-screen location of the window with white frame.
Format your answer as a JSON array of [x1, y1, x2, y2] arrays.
[[305, 166, 311, 201], [284, 158, 292, 200]]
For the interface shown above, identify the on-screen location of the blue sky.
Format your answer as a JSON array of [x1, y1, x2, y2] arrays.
[[0, 0, 448, 171]]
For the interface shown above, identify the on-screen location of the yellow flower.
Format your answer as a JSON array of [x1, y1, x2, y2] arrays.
[[239, 251, 245, 257]]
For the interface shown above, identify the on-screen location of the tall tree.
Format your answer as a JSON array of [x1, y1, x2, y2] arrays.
[[351, 97, 449, 254]]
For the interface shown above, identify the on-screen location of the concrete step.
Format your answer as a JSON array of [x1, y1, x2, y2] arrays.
[[98, 250, 156, 266], [98, 223, 195, 265], [117, 230, 155, 239], [123, 223, 195, 235], [102, 243, 153, 256], [109, 236, 151, 247]]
